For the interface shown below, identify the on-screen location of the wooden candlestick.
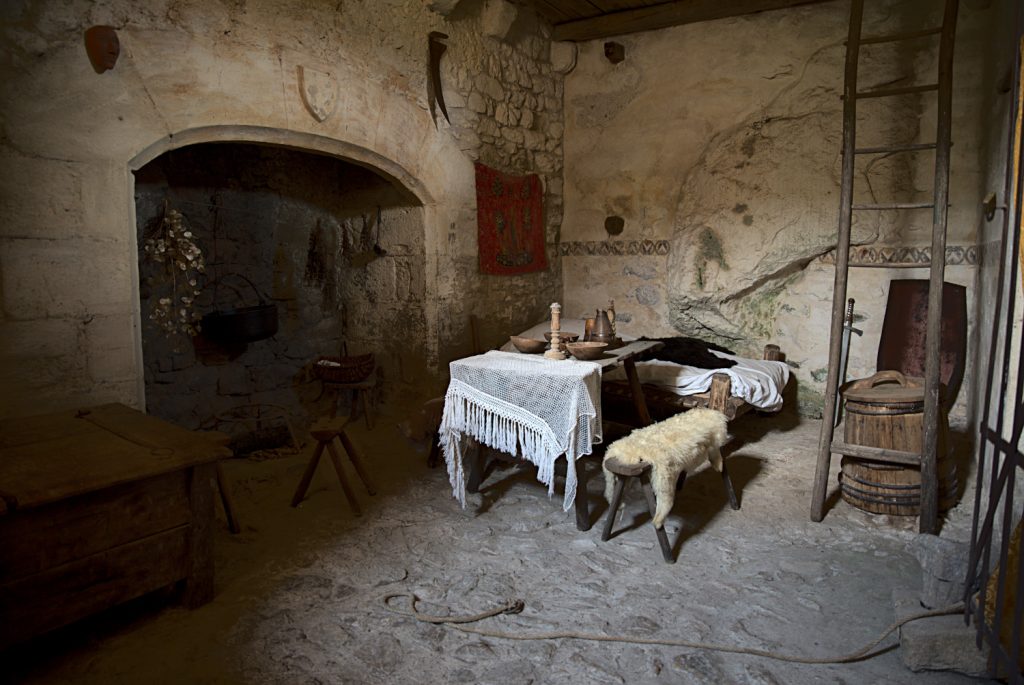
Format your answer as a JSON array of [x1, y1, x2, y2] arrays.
[[544, 302, 567, 360]]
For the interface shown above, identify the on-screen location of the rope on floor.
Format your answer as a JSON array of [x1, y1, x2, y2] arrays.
[[381, 592, 964, 665]]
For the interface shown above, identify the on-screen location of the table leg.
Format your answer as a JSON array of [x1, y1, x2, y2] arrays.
[[215, 462, 241, 534], [466, 441, 486, 494], [574, 457, 591, 531], [623, 357, 654, 427]]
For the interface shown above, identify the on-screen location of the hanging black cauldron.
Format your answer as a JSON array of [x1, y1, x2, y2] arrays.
[[201, 274, 278, 343]]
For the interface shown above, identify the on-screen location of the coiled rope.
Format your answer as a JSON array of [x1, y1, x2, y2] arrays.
[[382, 592, 964, 665]]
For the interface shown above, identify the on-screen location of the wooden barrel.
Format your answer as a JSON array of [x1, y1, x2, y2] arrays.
[[839, 371, 959, 515]]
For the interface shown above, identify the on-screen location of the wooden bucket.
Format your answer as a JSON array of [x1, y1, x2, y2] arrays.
[[839, 371, 959, 515]]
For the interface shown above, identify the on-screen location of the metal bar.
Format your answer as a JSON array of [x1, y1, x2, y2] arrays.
[[966, 13, 1024, 667], [1012, 514, 1024, 681], [855, 83, 939, 99], [858, 26, 943, 44], [811, 0, 864, 524], [918, 0, 958, 534], [854, 142, 937, 154], [830, 440, 922, 465], [852, 202, 935, 210], [983, 428, 1024, 468], [993, 464, 1016, 677], [966, 45, 1019, 617]]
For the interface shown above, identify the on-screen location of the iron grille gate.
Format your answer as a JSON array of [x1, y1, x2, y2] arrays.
[[965, 7, 1024, 680]]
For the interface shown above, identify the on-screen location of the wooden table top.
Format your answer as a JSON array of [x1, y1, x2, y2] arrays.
[[0, 403, 230, 513]]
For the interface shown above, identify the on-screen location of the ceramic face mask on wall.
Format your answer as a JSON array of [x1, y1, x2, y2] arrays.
[[84, 25, 120, 73]]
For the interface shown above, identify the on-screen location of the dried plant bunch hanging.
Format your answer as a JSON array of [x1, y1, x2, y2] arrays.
[[142, 207, 205, 337]]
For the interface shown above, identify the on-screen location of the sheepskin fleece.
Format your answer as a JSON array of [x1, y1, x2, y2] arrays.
[[603, 408, 729, 528]]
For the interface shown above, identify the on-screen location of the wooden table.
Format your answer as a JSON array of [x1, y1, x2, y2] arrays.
[[480, 335, 663, 530], [0, 403, 229, 648]]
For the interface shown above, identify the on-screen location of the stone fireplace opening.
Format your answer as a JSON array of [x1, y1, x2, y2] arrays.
[[134, 142, 426, 441]]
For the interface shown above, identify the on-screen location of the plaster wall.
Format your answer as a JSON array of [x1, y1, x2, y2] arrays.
[[562, 0, 994, 418], [0, 0, 565, 419]]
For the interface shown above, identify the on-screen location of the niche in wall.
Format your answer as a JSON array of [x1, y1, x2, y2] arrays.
[[134, 142, 426, 435]]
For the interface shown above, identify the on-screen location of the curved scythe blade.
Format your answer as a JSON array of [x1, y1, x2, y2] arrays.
[[428, 31, 450, 126]]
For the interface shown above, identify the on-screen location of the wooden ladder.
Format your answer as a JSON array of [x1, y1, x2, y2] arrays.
[[810, 0, 959, 534]]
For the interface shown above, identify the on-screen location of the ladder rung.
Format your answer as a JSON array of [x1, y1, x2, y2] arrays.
[[831, 440, 922, 466], [855, 83, 939, 99], [857, 27, 943, 45], [854, 142, 937, 155], [852, 202, 935, 210]]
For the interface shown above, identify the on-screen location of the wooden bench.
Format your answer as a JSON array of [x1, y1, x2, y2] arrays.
[[602, 344, 783, 424]]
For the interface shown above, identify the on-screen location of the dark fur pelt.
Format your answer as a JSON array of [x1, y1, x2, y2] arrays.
[[638, 336, 737, 370]]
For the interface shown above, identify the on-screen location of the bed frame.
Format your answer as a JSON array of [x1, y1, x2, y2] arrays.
[[602, 344, 784, 424]]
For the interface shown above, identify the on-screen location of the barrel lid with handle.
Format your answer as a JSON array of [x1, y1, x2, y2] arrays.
[[840, 370, 927, 405]]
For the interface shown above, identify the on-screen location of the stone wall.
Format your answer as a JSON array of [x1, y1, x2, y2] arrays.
[[561, 0, 993, 418], [135, 143, 424, 430], [0, 0, 565, 419]]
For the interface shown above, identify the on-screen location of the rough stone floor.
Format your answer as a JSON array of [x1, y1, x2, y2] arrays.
[[8, 409, 993, 684]]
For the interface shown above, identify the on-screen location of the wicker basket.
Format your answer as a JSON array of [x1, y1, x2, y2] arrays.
[[313, 353, 375, 384]]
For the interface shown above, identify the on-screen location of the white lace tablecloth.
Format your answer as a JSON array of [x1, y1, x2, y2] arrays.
[[441, 351, 602, 511]]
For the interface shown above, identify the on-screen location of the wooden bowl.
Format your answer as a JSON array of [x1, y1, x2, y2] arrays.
[[566, 341, 608, 360], [510, 336, 546, 354], [543, 331, 580, 343]]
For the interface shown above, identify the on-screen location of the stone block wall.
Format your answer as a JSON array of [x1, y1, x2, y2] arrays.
[[0, 0, 567, 419]]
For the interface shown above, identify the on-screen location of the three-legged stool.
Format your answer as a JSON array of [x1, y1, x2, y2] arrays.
[[602, 456, 739, 563], [291, 417, 376, 515]]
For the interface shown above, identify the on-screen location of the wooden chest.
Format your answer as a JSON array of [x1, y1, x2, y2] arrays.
[[0, 404, 228, 648]]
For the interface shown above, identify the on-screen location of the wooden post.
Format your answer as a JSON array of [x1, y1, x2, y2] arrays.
[[811, 0, 864, 523], [919, 0, 959, 535], [709, 374, 731, 413]]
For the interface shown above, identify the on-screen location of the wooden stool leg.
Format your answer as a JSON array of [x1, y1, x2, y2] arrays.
[[337, 430, 377, 495], [360, 389, 374, 430], [721, 460, 740, 510], [350, 389, 360, 422], [601, 475, 627, 541], [325, 441, 362, 516], [640, 471, 675, 563], [215, 462, 241, 534], [574, 457, 591, 531], [291, 442, 325, 507]]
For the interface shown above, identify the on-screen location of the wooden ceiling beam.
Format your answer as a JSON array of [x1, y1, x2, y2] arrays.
[[552, 0, 838, 41]]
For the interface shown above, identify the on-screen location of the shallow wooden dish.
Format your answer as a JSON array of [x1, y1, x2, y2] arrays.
[[510, 336, 546, 354], [566, 341, 608, 360]]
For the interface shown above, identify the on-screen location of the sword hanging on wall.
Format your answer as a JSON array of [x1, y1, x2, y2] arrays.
[[428, 32, 450, 127], [834, 297, 863, 427]]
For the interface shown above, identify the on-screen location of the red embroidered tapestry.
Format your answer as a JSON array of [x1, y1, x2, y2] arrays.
[[475, 162, 546, 275]]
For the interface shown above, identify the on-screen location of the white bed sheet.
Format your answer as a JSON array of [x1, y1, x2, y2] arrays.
[[603, 350, 790, 412]]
